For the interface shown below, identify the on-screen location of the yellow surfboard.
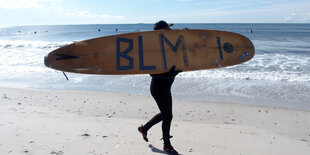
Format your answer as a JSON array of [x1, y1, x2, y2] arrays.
[[44, 29, 255, 75]]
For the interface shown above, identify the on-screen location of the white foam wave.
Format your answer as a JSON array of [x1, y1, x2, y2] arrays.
[[179, 69, 309, 82], [0, 40, 71, 50]]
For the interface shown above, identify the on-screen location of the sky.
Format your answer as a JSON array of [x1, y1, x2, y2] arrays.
[[0, 0, 310, 26]]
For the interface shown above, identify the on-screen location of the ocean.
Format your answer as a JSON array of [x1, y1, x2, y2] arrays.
[[0, 23, 309, 110]]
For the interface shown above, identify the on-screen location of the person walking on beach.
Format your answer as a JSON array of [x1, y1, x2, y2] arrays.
[[138, 20, 181, 155]]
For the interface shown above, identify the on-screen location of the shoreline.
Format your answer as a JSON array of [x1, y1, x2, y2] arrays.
[[2, 83, 309, 112], [1, 87, 310, 154]]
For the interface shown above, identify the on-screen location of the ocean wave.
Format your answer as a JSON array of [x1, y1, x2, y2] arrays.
[[253, 39, 310, 54], [179, 69, 310, 82], [0, 40, 71, 50]]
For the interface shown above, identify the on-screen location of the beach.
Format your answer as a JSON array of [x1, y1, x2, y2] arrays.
[[0, 23, 310, 154], [1, 87, 310, 155]]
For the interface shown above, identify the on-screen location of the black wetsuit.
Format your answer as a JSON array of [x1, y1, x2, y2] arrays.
[[143, 67, 180, 139]]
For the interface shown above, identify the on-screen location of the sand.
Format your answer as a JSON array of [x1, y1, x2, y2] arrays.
[[1, 87, 310, 155]]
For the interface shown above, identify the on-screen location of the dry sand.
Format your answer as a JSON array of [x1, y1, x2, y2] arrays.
[[1, 87, 310, 155]]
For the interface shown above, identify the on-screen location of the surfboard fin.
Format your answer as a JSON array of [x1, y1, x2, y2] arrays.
[[63, 72, 69, 81]]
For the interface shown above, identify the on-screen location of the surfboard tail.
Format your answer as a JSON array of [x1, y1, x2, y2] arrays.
[[44, 51, 79, 72]]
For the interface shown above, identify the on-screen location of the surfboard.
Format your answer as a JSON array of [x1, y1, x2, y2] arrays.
[[44, 29, 255, 75]]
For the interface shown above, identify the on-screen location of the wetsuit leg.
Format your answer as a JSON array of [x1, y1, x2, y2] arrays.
[[143, 77, 174, 138], [143, 113, 162, 132], [153, 89, 173, 138]]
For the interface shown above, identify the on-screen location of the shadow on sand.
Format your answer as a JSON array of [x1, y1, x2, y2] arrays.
[[148, 144, 183, 155]]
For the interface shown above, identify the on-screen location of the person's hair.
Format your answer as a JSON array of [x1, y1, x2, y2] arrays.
[[153, 20, 173, 30]]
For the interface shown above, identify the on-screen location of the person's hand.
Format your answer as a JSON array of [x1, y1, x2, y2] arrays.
[[164, 66, 182, 77], [150, 66, 182, 78], [169, 66, 182, 74]]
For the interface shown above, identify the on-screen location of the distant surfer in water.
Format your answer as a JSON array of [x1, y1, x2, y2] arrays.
[[138, 20, 181, 155]]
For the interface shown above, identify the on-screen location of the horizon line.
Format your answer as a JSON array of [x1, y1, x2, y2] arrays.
[[2, 22, 310, 28]]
